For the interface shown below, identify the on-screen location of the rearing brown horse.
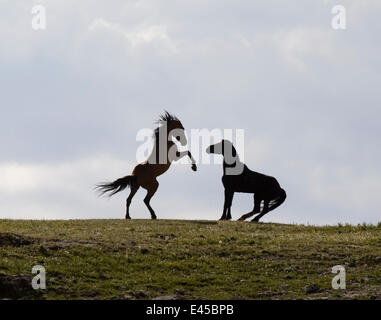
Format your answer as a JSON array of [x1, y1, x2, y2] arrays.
[[96, 111, 197, 219]]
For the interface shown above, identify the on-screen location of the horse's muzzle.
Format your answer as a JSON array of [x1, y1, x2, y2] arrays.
[[206, 145, 214, 154]]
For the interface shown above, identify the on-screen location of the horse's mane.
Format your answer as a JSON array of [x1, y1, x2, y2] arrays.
[[154, 111, 181, 136], [156, 111, 179, 124]]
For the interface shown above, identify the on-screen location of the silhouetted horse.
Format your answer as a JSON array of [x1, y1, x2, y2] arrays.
[[206, 140, 286, 222], [96, 112, 197, 219]]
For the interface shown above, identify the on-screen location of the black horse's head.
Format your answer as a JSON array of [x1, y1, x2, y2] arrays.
[[206, 139, 243, 175], [206, 139, 236, 157]]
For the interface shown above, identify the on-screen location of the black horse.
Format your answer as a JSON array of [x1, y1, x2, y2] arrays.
[[206, 139, 286, 222]]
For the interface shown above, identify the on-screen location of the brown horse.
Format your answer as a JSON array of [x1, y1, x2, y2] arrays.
[[96, 111, 197, 219]]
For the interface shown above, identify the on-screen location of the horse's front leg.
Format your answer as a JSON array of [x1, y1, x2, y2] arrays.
[[187, 151, 197, 171], [226, 207, 232, 220], [176, 151, 197, 171], [220, 189, 234, 220]]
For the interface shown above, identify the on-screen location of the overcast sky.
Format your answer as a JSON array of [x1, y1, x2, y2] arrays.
[[1, 0, 380, 225]]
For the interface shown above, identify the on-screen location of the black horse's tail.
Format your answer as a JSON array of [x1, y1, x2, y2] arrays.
[[95, 175, 135, 197], [268, 188, 287, 212]]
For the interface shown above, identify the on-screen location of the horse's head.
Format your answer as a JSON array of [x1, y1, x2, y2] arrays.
[[206, 139, 236, 156], [168, 119, 187, 147], [156, 111, 187, 146], [207, 139, 242, 174]]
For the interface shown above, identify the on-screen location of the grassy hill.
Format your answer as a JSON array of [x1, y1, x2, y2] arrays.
[[1, 219, 381, 300]]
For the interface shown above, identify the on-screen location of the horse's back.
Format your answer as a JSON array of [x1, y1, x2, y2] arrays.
[[222, 167, 281, 195], [132, 162, 171, 183]]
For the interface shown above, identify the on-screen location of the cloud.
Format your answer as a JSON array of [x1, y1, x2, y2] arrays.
[[88, 18, 176, 52], [0, 155, 130, 194], [0, 155, 218, 220], [238, 28, 337, 71], [0, 155, 131, 219], [309, 165, 381, 210]]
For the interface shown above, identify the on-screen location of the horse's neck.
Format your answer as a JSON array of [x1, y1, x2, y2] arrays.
[[222, 153, 243, 175], [147, 132, 174, 164]]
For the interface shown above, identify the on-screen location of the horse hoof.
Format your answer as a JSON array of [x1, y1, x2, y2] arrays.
[[125, 216, 131, 220], [251, 219, 259, 223], [238, 217, 245, 222], [151, 215, 157, 220]]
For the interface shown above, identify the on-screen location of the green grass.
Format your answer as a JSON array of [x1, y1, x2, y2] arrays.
[[1, 219, 381, 300]]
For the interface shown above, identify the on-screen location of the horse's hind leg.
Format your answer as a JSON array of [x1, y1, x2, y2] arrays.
[[251, 200, 269, 223], [252, 189, 286, 222], [238, 195, 261, 221], [143, 180, 159, 219], [126, 183, 139, 219]]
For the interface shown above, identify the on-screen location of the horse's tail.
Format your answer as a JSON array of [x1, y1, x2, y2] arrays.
[[95, 175, 135, 197], [268, 188, 286, 212]]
